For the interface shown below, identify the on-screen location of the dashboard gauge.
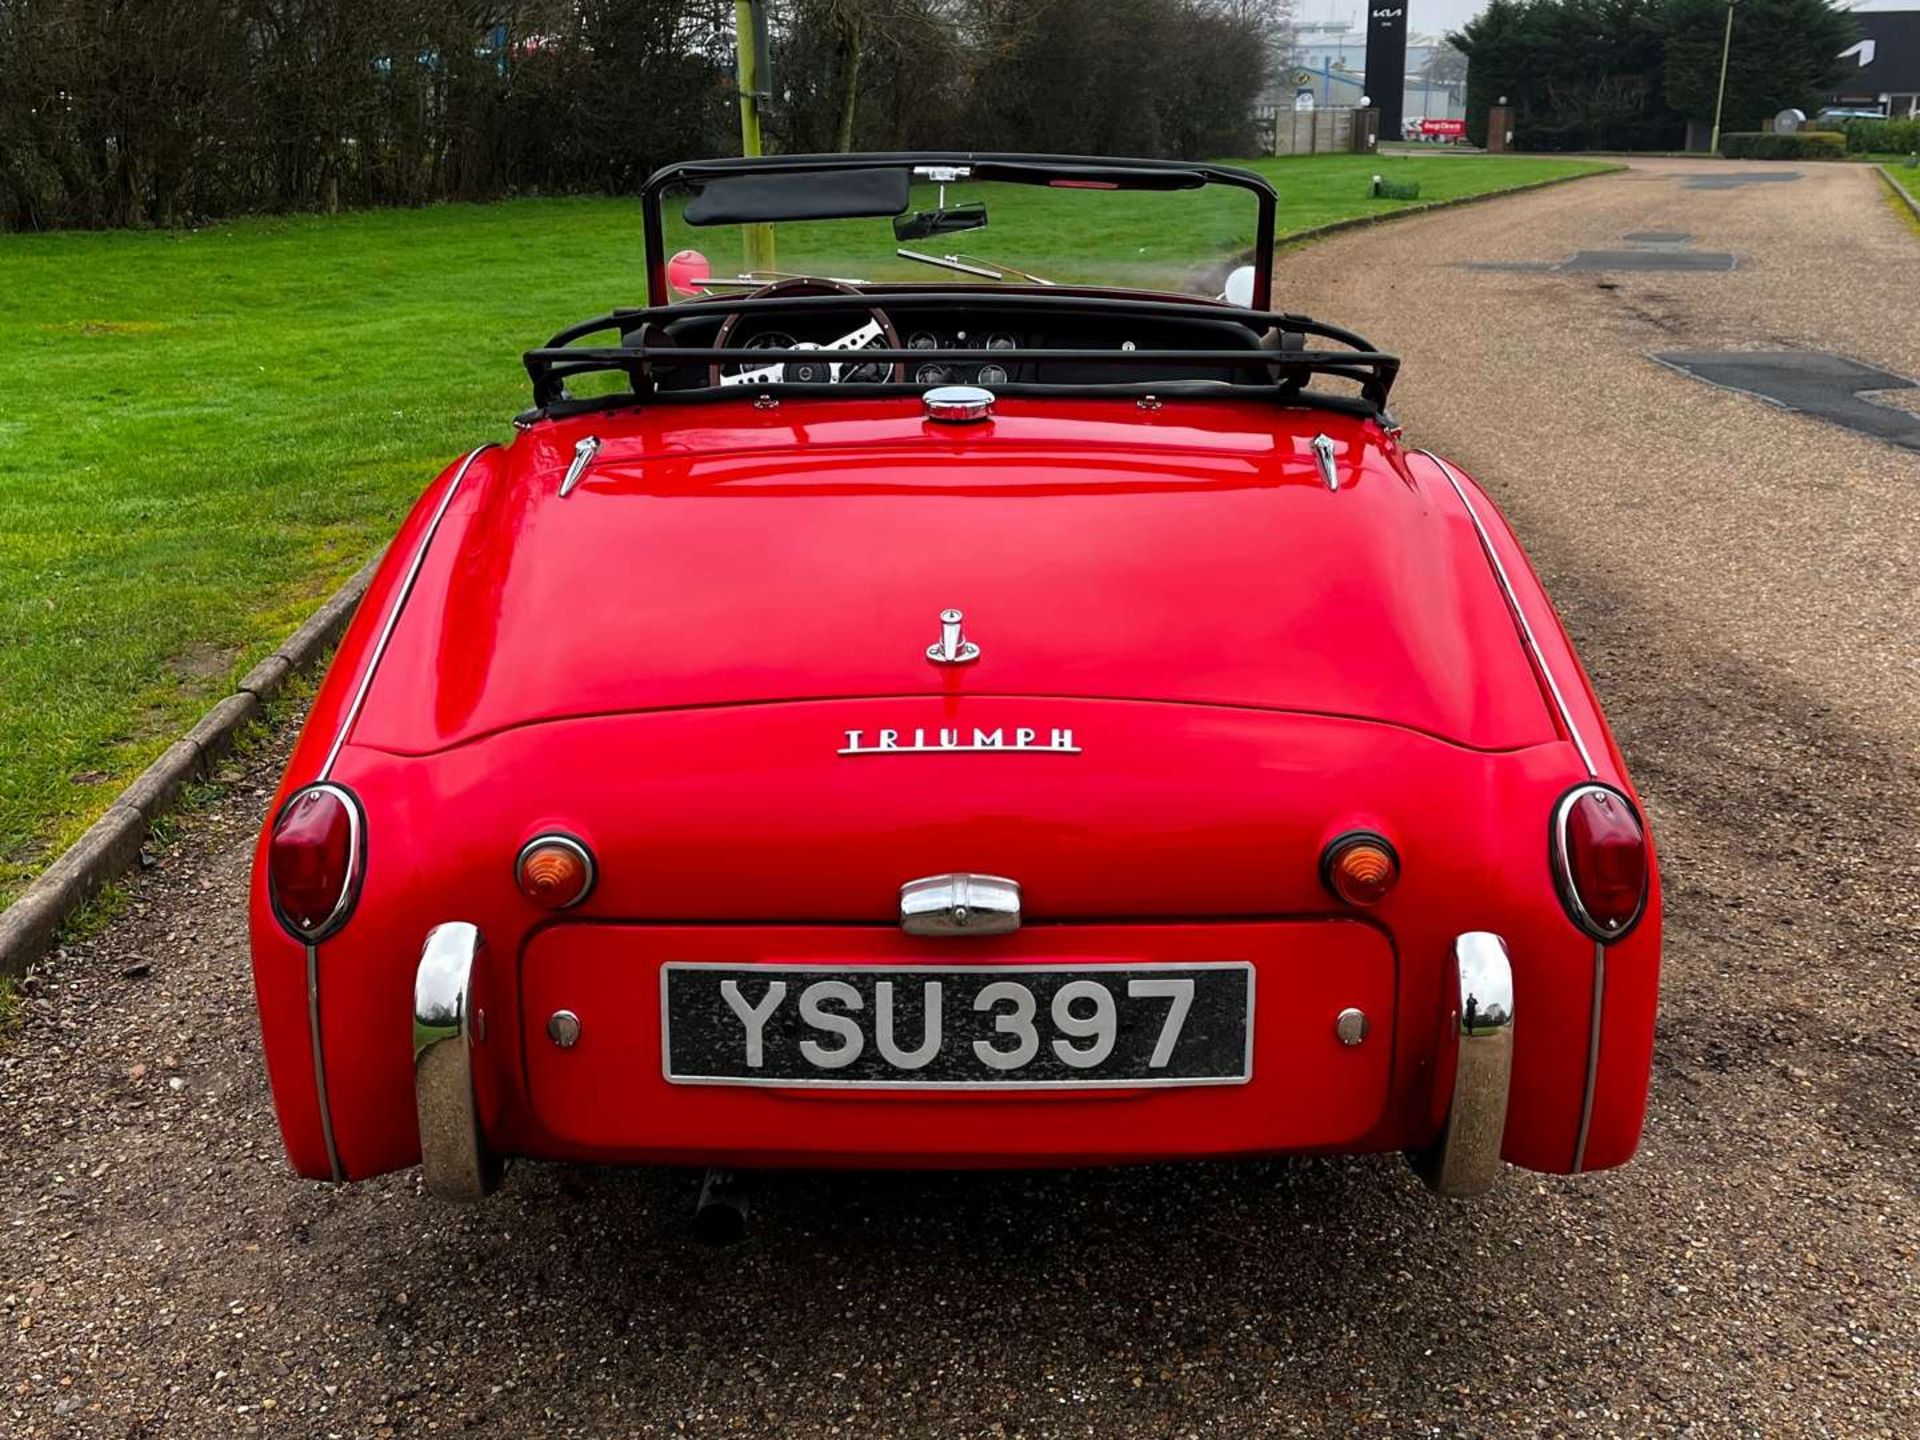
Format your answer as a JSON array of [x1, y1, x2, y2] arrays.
[[976, 363, 1010, 386], [722, 332, 798, 382], [908, 332, 940, 350], [840, 354, 889, 384], [914, 362, 952, 385], [985, 332, 1018, 351]]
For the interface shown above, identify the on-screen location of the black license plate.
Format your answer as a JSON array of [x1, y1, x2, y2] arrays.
[[661, 962, 1253, 1088]]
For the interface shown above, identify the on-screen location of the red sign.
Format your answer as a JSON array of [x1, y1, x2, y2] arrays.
[[1420, 118, 1467, 138]]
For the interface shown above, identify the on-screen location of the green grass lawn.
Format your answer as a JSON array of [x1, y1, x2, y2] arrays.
[[0, 151, 1608, 902], [1880, 161, 1920, 198]]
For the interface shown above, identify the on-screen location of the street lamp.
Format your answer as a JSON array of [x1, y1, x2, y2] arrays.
[[1709, 0, 1739, 154]]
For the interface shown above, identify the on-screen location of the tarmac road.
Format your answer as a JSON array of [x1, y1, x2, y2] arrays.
[[2, 158, 1915, 1438]]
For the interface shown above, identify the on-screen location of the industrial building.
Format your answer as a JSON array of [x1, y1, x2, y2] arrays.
[[1831, 1, 1920, 117]]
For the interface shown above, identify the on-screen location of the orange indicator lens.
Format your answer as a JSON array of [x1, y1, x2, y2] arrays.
[[516, 836, 595, 910], [1323, 833, 1400, 907]]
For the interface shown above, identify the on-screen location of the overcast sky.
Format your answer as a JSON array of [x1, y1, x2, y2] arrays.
[[1297, 0, 1489, 39]]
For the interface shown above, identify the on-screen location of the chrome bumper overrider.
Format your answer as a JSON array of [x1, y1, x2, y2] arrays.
[[1410, 932, 1515, 1198], [413, 922, 501, 1201]]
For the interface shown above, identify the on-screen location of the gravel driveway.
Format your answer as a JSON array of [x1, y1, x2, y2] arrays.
[[3, 158, 1914, 1438]]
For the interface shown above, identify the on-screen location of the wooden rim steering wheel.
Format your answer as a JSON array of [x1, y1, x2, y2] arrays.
[[710, 276, 903, 388]]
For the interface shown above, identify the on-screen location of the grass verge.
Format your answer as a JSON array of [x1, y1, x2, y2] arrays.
[[1876, 165, 1920, 236], [0, 152, 1611, 903]]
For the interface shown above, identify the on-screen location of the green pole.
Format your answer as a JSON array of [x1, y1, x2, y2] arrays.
[[1708, 1, 1736, 154], [734, 0, 775, 273]]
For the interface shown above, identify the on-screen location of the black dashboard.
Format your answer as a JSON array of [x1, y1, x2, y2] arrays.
[[530, 281, 1398, 419], [652, 301, 1271, 390], [900, 325, 1022, 388]]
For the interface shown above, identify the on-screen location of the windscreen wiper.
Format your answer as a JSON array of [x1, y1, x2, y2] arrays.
[[896, 249, 1054, 285], [690, 269, 869, 290]]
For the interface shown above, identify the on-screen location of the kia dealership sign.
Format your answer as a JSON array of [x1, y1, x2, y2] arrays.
[[1364, 5, 1410, 135]]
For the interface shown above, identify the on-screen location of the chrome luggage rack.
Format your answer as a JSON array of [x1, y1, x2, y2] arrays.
[[520, 289, 1400, 422]]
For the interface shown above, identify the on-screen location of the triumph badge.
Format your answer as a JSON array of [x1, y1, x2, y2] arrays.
[[926, 607, 980, 666]]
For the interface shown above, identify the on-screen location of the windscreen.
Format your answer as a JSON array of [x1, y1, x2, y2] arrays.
[[658, 170, 1264, 301]]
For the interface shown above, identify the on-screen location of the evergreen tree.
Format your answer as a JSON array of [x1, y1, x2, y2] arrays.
[[1663, 0, 1856, 133]]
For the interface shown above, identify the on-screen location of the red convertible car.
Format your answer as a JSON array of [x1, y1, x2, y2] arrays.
[[250, 153, 1659, 1216]]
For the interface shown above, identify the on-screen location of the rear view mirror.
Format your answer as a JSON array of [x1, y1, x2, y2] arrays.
[[893, 203, 989, 242]]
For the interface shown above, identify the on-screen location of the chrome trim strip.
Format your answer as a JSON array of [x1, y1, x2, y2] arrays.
[[304, 943, 344, 1182], [318, 443, 495, 781], [658, 959, 1256, 1090], [559, 435, 600, 497], [1572, 940, 1604, 1171], [1410, 932, 1515, 1197], [289, 786, 360, 1182], [1418, 451, 1597, 778], [304, 444, 491, 1187], [1553, 784, 1643, 1171], [413, 922, 499, 1201]]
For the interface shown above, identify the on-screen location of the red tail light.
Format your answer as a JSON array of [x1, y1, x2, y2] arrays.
[[1552, 785, 1649, 942], [267, 784, 364, 942]]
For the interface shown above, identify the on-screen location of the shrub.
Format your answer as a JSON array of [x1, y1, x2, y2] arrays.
[[1513, 121, 1590, 152], [1512, 117, 1686, 153], [1837, 117, 1920, 155], [1719, 130, 1846, 160]]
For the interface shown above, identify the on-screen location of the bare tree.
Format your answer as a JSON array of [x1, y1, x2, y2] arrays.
[[1200, 0, 1295, 83], [0, 0, 1272, 229]]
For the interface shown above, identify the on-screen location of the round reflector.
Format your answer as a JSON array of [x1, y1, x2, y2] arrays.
[[267, 784, 363, 942], [516, 834, 596, 910], [1322, 832, 1400, 907], [1552, 785, 1649, 941]]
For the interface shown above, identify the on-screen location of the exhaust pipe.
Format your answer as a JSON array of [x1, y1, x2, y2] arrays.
[[694, 1167, 750, 1246]]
